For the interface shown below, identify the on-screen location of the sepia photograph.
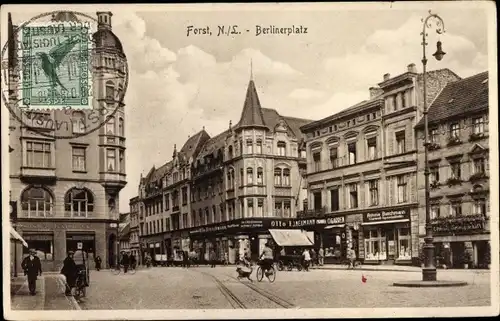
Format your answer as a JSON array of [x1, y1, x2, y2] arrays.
[[1, 2, 498, 320]]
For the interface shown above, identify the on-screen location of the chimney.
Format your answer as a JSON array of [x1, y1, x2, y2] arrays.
[[383, 73, 390, 81], [407, 63, 417, 73], [369, 87, 384, 99]]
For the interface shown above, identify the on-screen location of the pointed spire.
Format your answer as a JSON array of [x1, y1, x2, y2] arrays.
[[172, 144, 177, 158], [237, 80, 267, 129], [250, 59, 253, 80]]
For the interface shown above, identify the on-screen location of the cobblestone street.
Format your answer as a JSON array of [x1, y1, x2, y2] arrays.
[[11, 266, 490, 310]]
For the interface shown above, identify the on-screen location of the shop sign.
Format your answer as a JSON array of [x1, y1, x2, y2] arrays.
[[190, 224, 229, 235], [23, 234, 53, 241], [431, 215, 485, 235], [363, 209, 409, 223], [66, 234, 95, 240], [269, 216, 345, 228], [240, 220, 264, 228]]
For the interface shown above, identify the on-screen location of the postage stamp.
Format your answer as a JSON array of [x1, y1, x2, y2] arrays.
[[20, 22, 91, 108]]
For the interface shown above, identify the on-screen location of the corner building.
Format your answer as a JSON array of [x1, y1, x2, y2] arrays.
[[300, 64, 460, 265], [134, 79, 312, 263], [415, 71, 491, 269], [9, 12, 127, 271]]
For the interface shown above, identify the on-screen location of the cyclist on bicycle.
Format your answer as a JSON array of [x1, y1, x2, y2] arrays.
[[259, 242, 274, 274], [347, 247, 357, 268]]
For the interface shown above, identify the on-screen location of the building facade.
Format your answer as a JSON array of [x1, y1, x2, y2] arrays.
[[300, 64, 461, 265], [128, 197, 141, 262], [132, 78, 312, 263], [9, 12, 127, 271], [415, 71, 490, 269]]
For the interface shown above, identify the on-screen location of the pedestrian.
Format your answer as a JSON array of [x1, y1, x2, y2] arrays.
[[310, 248, 317, 269], [318, 247, 324, 266], [61, 251, 77, 296], [302, 248, 311, 271], [120, 251, 130, 273], [130, 253, 137, 269], [21, 249, 42, 295], [347, 246, 357, 269], [209, 249, 217, 268], [94, 255, 102, 271], [224, 251, 229, 265]]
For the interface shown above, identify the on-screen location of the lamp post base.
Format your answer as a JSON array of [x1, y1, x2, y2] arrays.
[[393, 280, 468, 288], [422, 267, 437, 281]]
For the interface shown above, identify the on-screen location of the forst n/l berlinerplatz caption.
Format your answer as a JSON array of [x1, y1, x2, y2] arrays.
[[2, 11, 129, 139]]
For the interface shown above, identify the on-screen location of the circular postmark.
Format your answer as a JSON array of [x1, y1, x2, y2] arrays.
[[2, 10, 129, 139]]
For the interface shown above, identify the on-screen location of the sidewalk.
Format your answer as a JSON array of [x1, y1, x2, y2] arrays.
[[315, 264, 490, 273]]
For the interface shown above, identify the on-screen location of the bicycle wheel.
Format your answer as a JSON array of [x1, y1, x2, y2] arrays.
[[287, 262, 293, 271], [111, 266, 121, 275], [129, 267, 137, 275], [354, 260, 362, 269], [267, 266, 276, 283], [297, 263, 303, 271], [277, 261, 284, 271], [256, 266, 264, 282]]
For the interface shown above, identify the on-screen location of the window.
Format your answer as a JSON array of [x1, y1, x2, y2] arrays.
[[284, 201, 291, 217], [220, 204, 225, 221], [240, 168, 244, 186], [256, 139, 262, 154], [330, 189, 339, 211], [257, 167, 263, 185], [450, 122, 460, 138], [364, 228, 387, 260], [72, 147, 86, 171], [313, 192, 322, 210], [430, 166, 440, 182], [247, 199, 254, 217], [205, 208, 210, 224], [367, 137, 377, 160], [283, 169, 290, 186], [119, 150, 124, 172], [430, 204, 440, 219], [198, 210, 203, 226], [191, 210, 196, 226], [21, 187, 53, 217], [228, 146, 233, 159], [430, 128, 439, 143], [182, 187, 188, 205], [401, 91, 407, 108], [277, 141, 286, 156], [473, 199, 486, 216], [165, 194, 170, 210], [118, 118, 124, 136], [473, 158, 485, 174], [348, 183, 358, 209], [26, 141, 51, 168], [212, 205, 218, 223], [274, 168, 282, 186], [72, 112, 85, 134], [397, 175, 407, 203], [105, 116, 115, 135], [313, 152, 321, 172], [246, 140, 253, 154], [22, 234, 54, 261], [257, 199, 264, 217], [105, 81, 114, 100], [274, 201, 283, 217], [397, 228, 411, 260], [106, 149, 116, 171], [472, 117, 485, 134], [64, 188, 94, 217], [450, 162, 461, 179], [450, 201, 462, 216], [396, 131, 406, 154], [247, 168, 253, 185], [329, 147, 339, 168], [348, 142, 357, 164], [369, 180, 379, 206]]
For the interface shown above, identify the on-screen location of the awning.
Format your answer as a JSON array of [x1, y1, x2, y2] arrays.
[[362, 219, 409, 226], [10, 227, 28, 247], [324, 224, 345, 229], [269, 229, 314, 247]]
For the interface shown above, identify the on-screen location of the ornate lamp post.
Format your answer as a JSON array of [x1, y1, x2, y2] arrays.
[[421, 10, 446, 282]]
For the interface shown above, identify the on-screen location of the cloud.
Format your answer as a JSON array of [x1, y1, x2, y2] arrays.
[[289, 88, 327, 100]]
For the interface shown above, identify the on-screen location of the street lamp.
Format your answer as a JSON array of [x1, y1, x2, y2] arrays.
[[421, 10, 446, 282]]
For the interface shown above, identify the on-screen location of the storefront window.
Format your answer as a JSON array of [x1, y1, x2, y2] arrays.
[[23, 234, 54, 261], [364, 228, 387, 260], [397, 228, 411, 260]]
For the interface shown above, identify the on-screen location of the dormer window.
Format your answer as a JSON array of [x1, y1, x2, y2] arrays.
[[450, 122, 460, 138], [277, 141, 286, 156], [472, 116, 485, 134]]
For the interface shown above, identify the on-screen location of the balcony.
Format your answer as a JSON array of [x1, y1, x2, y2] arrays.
[[431, 214, 487, 235], [20, 167, 56, 182], [469, 132, 485, 142], [447, 136, 462, 147], [427, 142, 441, 151], [469, 172, 488, 183], [297, 207, 327, 218], [430, 181, 441, 190], [445, 177, 462, 187], [274, 186, 291, 197], [241, 185, 267, 195], [172, 205, 180, 213]]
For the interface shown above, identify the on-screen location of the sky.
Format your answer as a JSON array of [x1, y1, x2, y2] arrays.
[[5, 3, 492, 212]]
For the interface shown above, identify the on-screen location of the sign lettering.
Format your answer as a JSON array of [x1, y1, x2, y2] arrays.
[[363, 209, 409, 223]]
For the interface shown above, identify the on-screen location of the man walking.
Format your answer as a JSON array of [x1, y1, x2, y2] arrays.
[[21, 249, 42, 295], [120, 251, 130, 273], [318, 247, 324, 266]]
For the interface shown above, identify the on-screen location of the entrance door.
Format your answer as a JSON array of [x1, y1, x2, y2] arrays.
[[451, 242, 465, 268], [108, 234, 116, 268], [386, 228, 396, 261]]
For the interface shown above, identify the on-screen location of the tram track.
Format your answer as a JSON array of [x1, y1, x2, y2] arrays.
[[199, 271, 247, 309]]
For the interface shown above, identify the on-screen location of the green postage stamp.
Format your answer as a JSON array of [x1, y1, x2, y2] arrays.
[[21, 22, 93, 109]]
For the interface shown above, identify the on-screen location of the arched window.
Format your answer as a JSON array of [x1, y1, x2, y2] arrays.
[[277, 141, 287, 156], [191, 210, 196, 226], [256, 139, 263, 154], [246, 139, 253, 154], [105, 81, 114, 101], [118, 117, 124, 136], [72, 111, 85, 134], [247, 168, 254, 185], [21, 187, 53, 217], [105, 116, 115, 135], [228, 145, 233, 159], [274, 168, 282, 186], [283, 168, 291, 186], [64, 188, 94, 217], [198, 209, 203, 226], [257, 167, 264, 185]]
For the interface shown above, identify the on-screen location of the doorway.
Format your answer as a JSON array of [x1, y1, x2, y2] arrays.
[[450, 242, 465, 268], [108, 234, 116, 268]]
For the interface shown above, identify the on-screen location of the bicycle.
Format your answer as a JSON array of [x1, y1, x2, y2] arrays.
[[341, 259, 362, 269], [73, 270, 87, 301], [110, 264, 136, 275], [256, 260, 276, 283]]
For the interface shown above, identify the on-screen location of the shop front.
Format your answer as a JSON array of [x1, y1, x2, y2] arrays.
[[431, 214, 490, 269], [360, 208, 412, 265]]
